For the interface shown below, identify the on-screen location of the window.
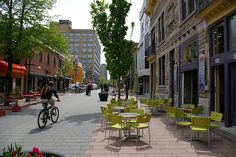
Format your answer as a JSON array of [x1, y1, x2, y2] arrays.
[[212, 22, 224, 55], [189, 0, 195, 14], [75, 33, 80, 36], [158, 12, 165, 42], [181, 41, 198, 65], [181, 0, 195, 21], [159, 55, 165, 85], [88, 54, 93, 58], [229, 14, 236, 50], [38, 53, 42, 63], [82, 54, 87, 58], [47, 54, 50, 65], [69, 33, 74, 36], [181, 0, 187, 21], [88, 60, 92, 63]]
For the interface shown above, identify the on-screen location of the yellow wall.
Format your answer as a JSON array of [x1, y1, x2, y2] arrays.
[[70, 64, 83, 83]]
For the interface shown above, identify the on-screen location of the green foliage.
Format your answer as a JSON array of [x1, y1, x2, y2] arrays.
[[133, 71, 140, 94], [90, 0, 135, 79], [99, 77, 108, 86], [91, 0, 135, 99], [0, 0, 69, 93], [57, 54, 73, 78]]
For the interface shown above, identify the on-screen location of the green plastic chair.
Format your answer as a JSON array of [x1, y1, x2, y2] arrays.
[[174, 110, 191, 137], [107, 103, 119, 115], [130, 114, 152, 143], [128, 109, 144, 123], [107, 114, 129, 146], [190, 117, 211, 147], [210, 111, 223, 129]]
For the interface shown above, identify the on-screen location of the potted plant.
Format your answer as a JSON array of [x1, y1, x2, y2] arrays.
[[10, 89, 21, 112], [98, 77, 109, 101]]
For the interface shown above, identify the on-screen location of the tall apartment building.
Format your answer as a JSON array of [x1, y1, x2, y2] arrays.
[[58, 20, 101, 84], [100, 64, 107, 80], [145, 0, 236, 127], [137, 0, 150, 97]]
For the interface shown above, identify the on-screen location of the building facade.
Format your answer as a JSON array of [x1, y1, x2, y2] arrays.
[[145, 0, 236, 127], [137, 0, 150, 97], [58, 20, 101, 84], [100, 64, 107, 80], [21, 49, 64, 93]]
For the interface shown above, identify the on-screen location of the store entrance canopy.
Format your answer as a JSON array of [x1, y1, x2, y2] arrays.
[[0, 60, 27, 77]]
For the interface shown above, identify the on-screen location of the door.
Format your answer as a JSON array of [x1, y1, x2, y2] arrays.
[[184, 70, 198, 105], [215, 65, 224, 113], [230, 63, 236, 126], [170, 50, 175, 106]]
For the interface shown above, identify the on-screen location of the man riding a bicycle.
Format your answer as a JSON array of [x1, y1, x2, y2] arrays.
[[41, 81, 60, 114]]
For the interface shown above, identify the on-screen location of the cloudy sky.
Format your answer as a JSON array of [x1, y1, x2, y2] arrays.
[[49, 0, 143, 64]]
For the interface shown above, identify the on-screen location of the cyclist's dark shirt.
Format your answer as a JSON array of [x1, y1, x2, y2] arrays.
[[41, 86, 59, 99]]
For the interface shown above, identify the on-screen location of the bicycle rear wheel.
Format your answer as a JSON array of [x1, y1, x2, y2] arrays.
[[51, 107, 59, 123], [38, 110, 48, 129]]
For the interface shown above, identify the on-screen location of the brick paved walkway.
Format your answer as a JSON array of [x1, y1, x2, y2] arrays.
[[86, 114, 236, 157]]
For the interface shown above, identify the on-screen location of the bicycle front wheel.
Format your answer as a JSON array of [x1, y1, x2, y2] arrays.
[[51, 107, 59, 123], [38, 110, 47, 129]]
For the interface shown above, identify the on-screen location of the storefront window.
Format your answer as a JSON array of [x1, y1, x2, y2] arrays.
[[229, 14, 236, 50], [181, 41, 198, 65], [212, 22, 224, 55]]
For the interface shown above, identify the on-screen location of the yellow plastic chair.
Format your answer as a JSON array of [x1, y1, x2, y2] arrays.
[[130, 114, 152, 144], [107, 114, 129, 147], [190, 117, 211, 147], [174, 110, 191, 137], [210, 111, 223, 129], [110, 98, 116, 103], [128, 109, 144, 123], [107, 103, 119, 115]]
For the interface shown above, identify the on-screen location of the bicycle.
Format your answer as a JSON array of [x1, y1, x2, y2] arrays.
[[37, 100, 60, 129]]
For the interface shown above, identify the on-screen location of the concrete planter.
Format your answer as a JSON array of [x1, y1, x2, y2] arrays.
[[98, 92, 109, 101]]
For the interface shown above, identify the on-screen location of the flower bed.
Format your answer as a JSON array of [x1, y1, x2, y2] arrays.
[[1, 144, 63, 157], [0, 109, 6, 117]]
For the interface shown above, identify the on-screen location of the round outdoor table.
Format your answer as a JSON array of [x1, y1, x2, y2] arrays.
[[119, 112, 138, 118], [186, 113, 209, 118], [119, 112, 139, 140], [112, 106, 125, 113]]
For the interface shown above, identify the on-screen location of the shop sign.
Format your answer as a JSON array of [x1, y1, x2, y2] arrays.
[[199, 54, 205, 93]]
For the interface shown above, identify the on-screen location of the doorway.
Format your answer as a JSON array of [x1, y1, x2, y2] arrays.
[[183, 69, 198, 105], [170, 50, 175, 106], [230, 63, 236, 126], [214, 65, 224, 114]]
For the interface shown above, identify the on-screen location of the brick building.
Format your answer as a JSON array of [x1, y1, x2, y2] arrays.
[[144, 0, 236, 127]]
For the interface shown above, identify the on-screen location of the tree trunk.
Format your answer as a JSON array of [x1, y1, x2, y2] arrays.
[[118, 77, 121, 100]]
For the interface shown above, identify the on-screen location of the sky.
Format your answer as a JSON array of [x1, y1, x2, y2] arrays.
[[49, 0, 143, 64]]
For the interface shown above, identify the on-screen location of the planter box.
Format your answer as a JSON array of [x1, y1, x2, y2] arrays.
[[98, 92, 109, 101], [11, 106, 21, 112], [0, 110, 6, 117]]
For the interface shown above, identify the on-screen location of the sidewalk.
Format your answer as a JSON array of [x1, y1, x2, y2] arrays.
[[0, 92, 71, 115], [86, 114, 236, 157]]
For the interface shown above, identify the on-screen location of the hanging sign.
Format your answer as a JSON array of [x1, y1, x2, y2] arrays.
[[199, 54, 205, 93]]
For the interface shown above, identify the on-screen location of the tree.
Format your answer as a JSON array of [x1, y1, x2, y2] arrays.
[[91, 0, 135, 99], [0, 0, 69, 95]]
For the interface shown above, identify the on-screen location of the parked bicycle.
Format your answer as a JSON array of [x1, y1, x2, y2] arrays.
[[37, 100, 60, 129]]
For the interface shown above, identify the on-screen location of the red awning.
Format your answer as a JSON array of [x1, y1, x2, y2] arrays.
[[0, 60, 27, 77]]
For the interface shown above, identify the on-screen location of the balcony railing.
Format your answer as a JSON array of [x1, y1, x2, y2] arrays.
[[196, 0, 214, 13], [145, 44, 156, 57]]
